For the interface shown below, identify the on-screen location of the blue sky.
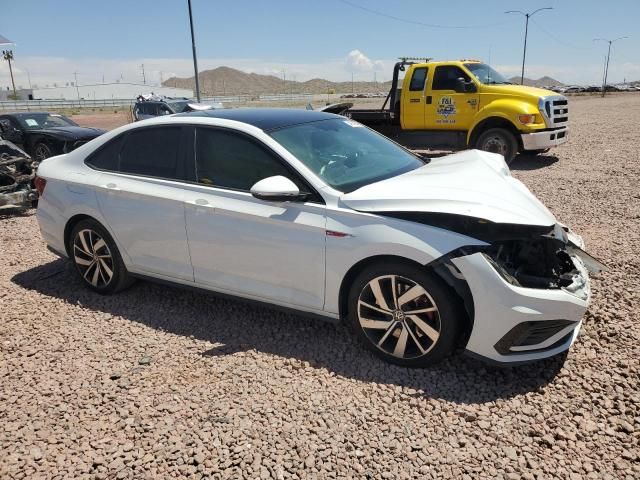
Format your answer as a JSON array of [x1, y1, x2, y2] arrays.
[[1, 0, 638, 88]]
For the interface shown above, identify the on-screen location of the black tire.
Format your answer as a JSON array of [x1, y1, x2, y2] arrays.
[[347, 261, 463, 367], [68, 218, 133, 294], [475, 127, 519, 165], [33, 142, 54, 161]]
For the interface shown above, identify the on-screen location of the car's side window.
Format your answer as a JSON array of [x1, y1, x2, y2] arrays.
[[119, 127, 183, 179], [195, 127, 299, 192], [432, 66, 471, 90], [409, 67, 428, 91], [85, 136, 123, 171]]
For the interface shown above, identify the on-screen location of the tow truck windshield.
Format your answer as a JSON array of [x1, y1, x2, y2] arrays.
[[465, 63, 512, 85]]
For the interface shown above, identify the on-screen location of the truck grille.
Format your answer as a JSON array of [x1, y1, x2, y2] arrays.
[[543, 96, 569, 127]]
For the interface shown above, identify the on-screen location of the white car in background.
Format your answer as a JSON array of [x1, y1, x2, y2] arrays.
[[34, 109, 602, 366]]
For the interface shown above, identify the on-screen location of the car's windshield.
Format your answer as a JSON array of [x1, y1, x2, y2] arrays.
[[464, 63, 511, 85], [270, 118, 425, 192], [166, 101, 190, 113], [15, 113, 77, 130]]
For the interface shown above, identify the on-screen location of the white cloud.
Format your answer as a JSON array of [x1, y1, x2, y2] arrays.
[[344, 50, 386, 73]]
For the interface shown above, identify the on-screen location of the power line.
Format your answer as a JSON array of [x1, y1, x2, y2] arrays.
[[529, 18, 588, 51], [337, 0, 507, 30]]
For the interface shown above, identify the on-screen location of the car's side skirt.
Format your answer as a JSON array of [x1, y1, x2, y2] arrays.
[[129, 271, 341, 325]]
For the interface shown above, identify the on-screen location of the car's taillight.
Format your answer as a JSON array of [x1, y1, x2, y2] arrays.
[[34, 176, 47, 196]]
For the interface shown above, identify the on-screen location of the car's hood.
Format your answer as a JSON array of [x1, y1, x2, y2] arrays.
[[341, 150, 556, 226], [31, 126, 106, 140]]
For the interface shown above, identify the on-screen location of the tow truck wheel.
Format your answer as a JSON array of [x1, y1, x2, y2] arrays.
[[475, 128, 518, 165]]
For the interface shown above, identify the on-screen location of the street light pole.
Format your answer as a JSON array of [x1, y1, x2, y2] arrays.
[[2, 50, 17, 97], [187, 0, 201, 102], [594, 37, 628, 97], [506, 8, 553, 85]]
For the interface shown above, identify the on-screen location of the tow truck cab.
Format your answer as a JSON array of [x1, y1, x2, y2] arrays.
[[340, 59, 569, 164]]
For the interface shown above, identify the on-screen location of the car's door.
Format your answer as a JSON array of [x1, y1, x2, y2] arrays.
[[424, 65, 479, 130], [401, 66, 429, 130], [90, 125, 193, 281], [182, 126, 327, 310]]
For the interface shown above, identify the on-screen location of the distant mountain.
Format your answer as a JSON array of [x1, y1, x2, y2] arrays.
[[163, 66, 391, 96], [508, 76, 565, 87]]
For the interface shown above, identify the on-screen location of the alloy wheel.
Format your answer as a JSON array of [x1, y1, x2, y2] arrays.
[[34, 144, 51, 161], [73, 229, 114, 288], [357, 275, 442, 359]]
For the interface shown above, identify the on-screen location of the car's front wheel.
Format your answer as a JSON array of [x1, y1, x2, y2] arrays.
[[33, 142, 54, 161], [347, 262, 462, 367], [69, 219, 133, 294]]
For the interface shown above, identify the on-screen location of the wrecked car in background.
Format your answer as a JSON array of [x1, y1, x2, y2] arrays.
[[0, 112, 105, 161], [0, 140, 39, 209], [131, 94, 223, 122]]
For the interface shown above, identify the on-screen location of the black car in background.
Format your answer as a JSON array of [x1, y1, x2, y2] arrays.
[[0, 112, 105, 160]]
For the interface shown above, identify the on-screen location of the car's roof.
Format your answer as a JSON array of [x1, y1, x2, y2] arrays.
[[5, 112, 53, 117], [176, 108, 340, 132]]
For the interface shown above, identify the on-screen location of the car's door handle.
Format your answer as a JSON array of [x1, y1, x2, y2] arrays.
[[195, 198, 209, 206], [426, 96, 432, 104], [101, 183, 120, 191]]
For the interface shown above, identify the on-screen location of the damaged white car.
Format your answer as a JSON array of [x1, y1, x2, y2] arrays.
[[35, 109, 603, 366]]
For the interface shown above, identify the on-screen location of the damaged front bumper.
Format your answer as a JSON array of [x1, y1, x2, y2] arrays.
[[452, 244, 595, 364]]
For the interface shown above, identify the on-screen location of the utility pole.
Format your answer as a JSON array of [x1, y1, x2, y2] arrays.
[[594, 37, 628, 97], [2, 50, 17, 97], [141, 63, 146, 84], [351, 71, 354, 94], [26, 69, 32, 89], [186, 0, 201, 101], [506, 7, 553, 85], [73, 71, 80, 100]]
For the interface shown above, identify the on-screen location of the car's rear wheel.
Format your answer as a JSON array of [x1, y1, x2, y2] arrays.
[[69, 219, 133, 294], [33, 142, 54, 161], [347, 262, 462, 367], [475, 127, 518, 165]]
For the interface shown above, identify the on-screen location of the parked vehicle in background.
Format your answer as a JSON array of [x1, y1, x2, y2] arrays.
[[330, 58, 570, 164], [131, 95, 222, 122], [0, 112, 105, 161], [0, 139, 39, 209], [35, 108, 603, 366]]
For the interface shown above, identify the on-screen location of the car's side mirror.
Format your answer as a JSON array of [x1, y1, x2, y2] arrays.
[[250, 175, 306, 202], [455, 77, 477, 93]]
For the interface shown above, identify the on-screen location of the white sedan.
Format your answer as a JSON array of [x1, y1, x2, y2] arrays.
[[34, 109, 601, 366]]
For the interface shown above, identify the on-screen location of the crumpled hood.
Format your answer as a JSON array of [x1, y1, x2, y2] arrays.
[[32, 126, 105, 140], [341, 149, 556, 226]]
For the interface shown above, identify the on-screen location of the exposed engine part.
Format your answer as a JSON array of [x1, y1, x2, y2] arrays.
[[0, 139, 39, 209], [482, 237, 578, 289]]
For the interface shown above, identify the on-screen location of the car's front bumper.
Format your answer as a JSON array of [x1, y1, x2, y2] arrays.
[[521, 127, 569, 151], [452, 251, 590, 364]]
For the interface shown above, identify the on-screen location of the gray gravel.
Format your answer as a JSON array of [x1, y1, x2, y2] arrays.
[[1, 94, 639, 479]]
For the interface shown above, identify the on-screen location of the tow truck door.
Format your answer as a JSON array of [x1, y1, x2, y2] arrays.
[[400, 66, 429, 129], [424, 65, 479, 130]]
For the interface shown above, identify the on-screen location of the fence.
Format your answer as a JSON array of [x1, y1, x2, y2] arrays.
[[0, 93, 316, 111]]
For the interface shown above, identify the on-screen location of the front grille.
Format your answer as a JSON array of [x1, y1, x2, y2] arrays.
[[544, 96, 569, 127]]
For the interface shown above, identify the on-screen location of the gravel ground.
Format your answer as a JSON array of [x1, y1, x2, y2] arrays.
[[1, 94, 638, 479]]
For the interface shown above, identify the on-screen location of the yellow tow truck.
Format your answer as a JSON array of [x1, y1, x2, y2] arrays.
[[331, 58, 569, 164]]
